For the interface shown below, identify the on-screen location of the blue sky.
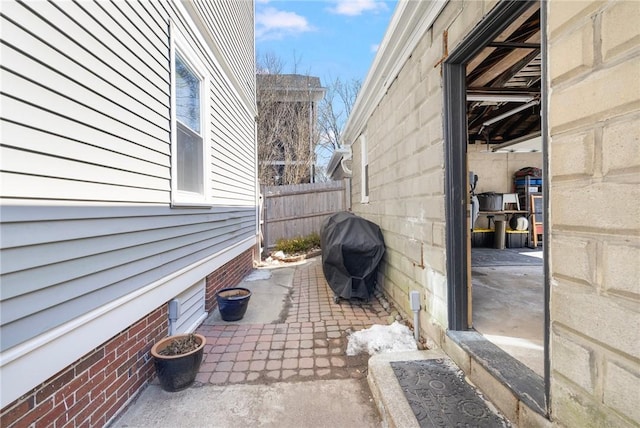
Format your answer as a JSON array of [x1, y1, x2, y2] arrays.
[[255, 0, 398, 85]]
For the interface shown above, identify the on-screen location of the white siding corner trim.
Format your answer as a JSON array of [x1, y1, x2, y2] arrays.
[[0, 236, 255, 408]]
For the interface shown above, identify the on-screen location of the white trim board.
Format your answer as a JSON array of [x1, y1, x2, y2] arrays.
[[341, 0, 448, 146]]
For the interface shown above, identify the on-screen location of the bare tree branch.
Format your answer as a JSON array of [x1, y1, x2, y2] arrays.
[[256, 52, 358, 184], [256, 53, 323, 185]]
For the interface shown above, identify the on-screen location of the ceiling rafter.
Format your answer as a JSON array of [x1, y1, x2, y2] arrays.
[[469, 31, 541, 87], [465, 3, 540, 76]]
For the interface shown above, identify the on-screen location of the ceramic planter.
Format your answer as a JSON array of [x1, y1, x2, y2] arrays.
[[216, 287, 252, 321], [151, 333, 206, 392]]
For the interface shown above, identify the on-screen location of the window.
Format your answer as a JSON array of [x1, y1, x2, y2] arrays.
[[171, 27, 210, 206], [360, 135, 369, 203]]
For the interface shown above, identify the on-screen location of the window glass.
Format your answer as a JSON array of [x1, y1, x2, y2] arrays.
[[177, 124, 204, 193], [175, 54, 201, 133]]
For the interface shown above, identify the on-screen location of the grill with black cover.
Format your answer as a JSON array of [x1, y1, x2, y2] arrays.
[[320, 212, 385, 302]]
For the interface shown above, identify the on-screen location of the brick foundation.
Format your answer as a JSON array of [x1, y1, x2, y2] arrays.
[[1, 249, 255, 427], [0, 306, 168, 428], [205, 248, 255, 311]]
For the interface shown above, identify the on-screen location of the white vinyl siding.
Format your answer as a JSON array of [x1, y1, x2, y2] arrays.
[[1, 0, 171, 204], [172, 280, 207, 335], [0, 0, 257, 406], [189, 0, 256, 107]]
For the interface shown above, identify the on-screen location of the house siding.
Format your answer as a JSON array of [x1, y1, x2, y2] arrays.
[[0, 0, 257, 413], [345, 0, 639, 426], [0, 248, 254, 428], [189, 0, 256, 108], [0, 305, 168, 428]]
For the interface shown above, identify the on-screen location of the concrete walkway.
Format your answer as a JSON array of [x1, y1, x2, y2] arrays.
[[114, 257, 394, 427]]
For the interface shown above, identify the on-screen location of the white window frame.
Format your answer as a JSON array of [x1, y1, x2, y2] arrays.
[[170, 23, 211, 207], [360, 135, 369, 203]]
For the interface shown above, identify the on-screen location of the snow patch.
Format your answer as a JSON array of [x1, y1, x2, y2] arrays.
[[346, 322, 418, 356], [244, 269, 272, 282]]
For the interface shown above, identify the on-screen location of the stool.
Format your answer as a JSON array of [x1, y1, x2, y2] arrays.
[[502, 193, 520, 210]]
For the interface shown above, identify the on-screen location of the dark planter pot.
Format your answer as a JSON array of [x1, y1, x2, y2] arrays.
[[216, 287, 252, 321], [151, 333, 206, 392]]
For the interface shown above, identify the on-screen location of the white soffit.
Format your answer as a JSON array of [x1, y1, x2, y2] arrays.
[[341, 0, 448, 146]]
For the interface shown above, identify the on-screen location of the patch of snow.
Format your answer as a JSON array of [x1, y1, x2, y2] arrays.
[[244, 269, 272, 282], [346, 322, 418, 356], [272, 251, 286, 260]]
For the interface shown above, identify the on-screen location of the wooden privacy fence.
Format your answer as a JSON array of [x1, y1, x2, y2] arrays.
[[261, 181, 347, 249]]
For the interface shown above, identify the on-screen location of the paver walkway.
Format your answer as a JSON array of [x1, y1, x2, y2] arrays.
[[194, 257, 391, 385]]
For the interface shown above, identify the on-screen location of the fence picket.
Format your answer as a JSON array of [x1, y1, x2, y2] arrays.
[[261, 181, 346, 249]]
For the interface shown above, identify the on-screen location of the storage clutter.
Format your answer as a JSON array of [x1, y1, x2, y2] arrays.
[[477, 192, 503, 211], [471, 228, 494, 247], [506, 230, 528, 248], [513, 167, 543, 213]]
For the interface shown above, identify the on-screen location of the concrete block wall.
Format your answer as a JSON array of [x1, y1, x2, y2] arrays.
[[467, 147, 543, 196], [548, 1, 640, 426], [353, 26, 447, 327], [352, 0, 492, 334]]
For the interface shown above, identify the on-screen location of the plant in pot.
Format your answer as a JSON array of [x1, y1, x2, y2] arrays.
[[150, 333, 206, 392]]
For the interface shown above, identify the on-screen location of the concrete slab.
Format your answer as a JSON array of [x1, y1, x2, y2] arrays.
[[113, 379, 380, 428], [367, 350, 445, 428], [471, 265, 544, 376], [203, 262, 299, 325]]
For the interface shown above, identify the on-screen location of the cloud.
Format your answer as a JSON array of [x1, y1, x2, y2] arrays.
[[370, 43, 380, 53], [256, 7, 314, 40], [329, 0, 389, 16]]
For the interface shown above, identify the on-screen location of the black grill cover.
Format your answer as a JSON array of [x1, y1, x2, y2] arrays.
[[320, 212, 385, 301]]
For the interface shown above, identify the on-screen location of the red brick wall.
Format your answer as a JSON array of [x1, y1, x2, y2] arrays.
[[1, 250, 255, 427], [0, 305, 168, 428], [205, 248, 255, 310]]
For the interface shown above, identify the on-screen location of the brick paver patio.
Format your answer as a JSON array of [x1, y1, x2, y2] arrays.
[[195, 257, 391, 385]]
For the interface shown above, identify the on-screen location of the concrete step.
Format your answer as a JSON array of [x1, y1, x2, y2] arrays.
[[367, 350, 511, 427]]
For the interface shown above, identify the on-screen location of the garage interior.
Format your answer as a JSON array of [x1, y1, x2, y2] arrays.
[[464, 2, 545, 377]]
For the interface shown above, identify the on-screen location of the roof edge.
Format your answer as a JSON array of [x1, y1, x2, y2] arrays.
[[340, 0, 448, 145]]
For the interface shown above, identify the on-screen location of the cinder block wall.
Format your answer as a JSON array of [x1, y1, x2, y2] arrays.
[[467, 147, 543, 195], [351, 0, 492, 345], [0, 250, 255, 427], [548, 1, 640, 426]]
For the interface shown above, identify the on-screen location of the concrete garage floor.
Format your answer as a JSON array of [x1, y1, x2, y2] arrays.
[[471, 248, 545, 376]]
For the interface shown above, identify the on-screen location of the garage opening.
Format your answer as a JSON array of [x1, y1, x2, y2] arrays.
[[444, 0, 549, 415]]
